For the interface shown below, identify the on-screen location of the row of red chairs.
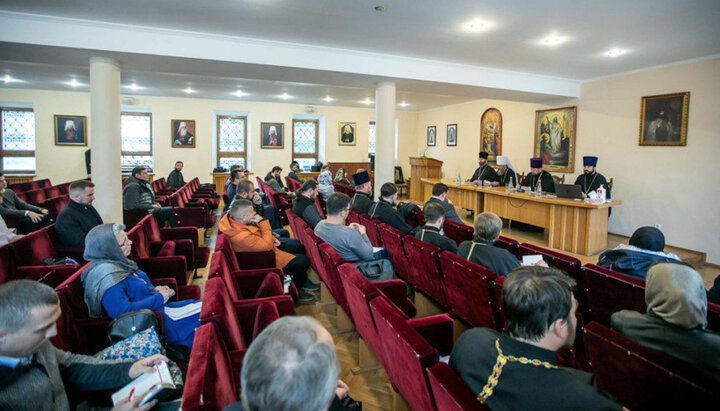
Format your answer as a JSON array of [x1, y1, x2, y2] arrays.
[[124, 177, 218, 229], [127, 215, 211, 285], [256, 177, 292, 226], [6, 177, 53, 193], [352, 208, 720, 407]]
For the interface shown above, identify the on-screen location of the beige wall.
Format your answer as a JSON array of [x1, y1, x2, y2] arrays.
[[0, 89, 416, 187]]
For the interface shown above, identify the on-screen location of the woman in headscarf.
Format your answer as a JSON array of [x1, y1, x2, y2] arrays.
[[611, 262, 720, 383], [334, 168, 350, 185], [317, 169, 335, 201], [597, 226, 682, 279], [81, 223, 200, 348]]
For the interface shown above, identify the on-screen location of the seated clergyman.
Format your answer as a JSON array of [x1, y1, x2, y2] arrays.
[[450, 266, 622, 410]]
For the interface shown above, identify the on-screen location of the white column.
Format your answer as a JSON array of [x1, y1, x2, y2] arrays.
[[374, 81, 396, 199], [89, 57, 123, 223]]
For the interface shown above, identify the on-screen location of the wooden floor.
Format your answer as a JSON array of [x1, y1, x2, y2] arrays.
[[191, 202, 718, 411]]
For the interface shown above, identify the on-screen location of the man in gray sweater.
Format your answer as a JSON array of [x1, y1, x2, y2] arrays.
[[314, 192, 374, 262], [0, 280, 166, 411]]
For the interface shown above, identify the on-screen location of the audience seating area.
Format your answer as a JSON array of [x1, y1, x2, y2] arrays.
[[5, 174, 720, 410]]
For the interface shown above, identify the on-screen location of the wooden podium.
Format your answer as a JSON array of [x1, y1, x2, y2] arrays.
[[409, 157, 443, 202]]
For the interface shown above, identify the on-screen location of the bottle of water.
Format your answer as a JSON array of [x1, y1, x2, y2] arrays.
[[536, 179, 542, 196], [456, 173, 461, 183]]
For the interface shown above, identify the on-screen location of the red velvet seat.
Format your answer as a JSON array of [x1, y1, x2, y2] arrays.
[[0, 245, 15, 285], [708, 303, 720, 332], [359, 213, 383, 247], [518, 242, 582, 281], [369, 296, 453, 411], [57, 182, 71, 195], [8, 227, 80, 282], [582, 263, 646, 326], [25, 188, 48, 206], [45, 225, 85, 263], [140, 214, 210, 269], [127, 224, 190, 285], [406, 207, 424, 228], [35, 178, 52, 188], [166, 193, 216, 229], [493, 235, 519, 257], [208, 250, 288, 301], [443, 220, 473, 246], [318, 243, 354, 317], [427, 362, 489, 411], [402, 235, 447, 307], [583, 321, 720, 410], [303, 226, 329, 284], [438, 250, 498, 329], [215, 233, 277, 270], [377, 223, 412, 282], [346, 208, 361, 225], [44, 195, 70, 220], [181, 323, 240, 411], [200, 277, 294, 362], [315, 195, 326, 218], [43, 185, 61, 199]]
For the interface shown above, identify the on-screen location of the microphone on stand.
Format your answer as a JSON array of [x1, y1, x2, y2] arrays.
[[422, 145, 429, 157]]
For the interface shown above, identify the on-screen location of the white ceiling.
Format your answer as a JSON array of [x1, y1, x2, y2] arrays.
[[0, 0, 718, 108]]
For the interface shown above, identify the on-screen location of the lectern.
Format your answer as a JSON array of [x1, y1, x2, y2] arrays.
[[409, 157, 443, 202]]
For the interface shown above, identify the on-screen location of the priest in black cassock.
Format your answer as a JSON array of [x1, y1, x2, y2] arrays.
[[469, 152, 498, 183], [491, 155, 517, 187], [573, 156, 610, 199], [521, 157, 555, 193]]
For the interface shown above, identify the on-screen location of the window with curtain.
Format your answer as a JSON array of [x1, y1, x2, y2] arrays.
[[368, 121, 376, 154], [217, 115, 247, 170], [0, 108, 36, 173], [121, 112, 153, 171], [292, 119, 318, 170]]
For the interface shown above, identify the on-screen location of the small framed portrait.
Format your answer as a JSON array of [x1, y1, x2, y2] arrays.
[[261, 122, 285, 149], [639, 92, 690, 146], [54, 115, 87, 146], [427, 126, 436, 146], [446, 124, 457, 146], [338, 121, 356, 146], [171, 119, 196, 148]]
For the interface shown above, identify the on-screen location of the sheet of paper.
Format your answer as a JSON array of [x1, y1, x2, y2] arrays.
[[163, 302, 202, 321]]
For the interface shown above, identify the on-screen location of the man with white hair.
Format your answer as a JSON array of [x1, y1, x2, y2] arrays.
[[266, 126, 279, 146], [63, 120, 79, 142], [226, 316, 350, 411], [491, 155, 517, 187], [174, 122, 193, 145]]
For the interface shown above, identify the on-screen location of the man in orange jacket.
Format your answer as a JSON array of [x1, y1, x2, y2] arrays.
[[219, 199, 317, 302]]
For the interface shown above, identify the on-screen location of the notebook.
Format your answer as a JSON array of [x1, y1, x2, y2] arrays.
[[111, 361, 176, 405]]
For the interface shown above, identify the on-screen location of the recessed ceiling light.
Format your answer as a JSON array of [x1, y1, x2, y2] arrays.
[[65, 79, 83, 88], [323, 96, 334, 102], [398, 101, 409, 107], [361, 98, 374, 105], [464, 19, 490, 32], [231, 90, 246, 97], [125, 83, 143, 91], [2, 75, 20, 84], [374, 6, 385, 12], [182, 87, 195, 94], [541, 36, 565, 46], [606, 48, 626, 57], [278, 92, 292, 100]]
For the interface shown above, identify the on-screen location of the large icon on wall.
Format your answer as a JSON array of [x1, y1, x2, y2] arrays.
[[54, 115, 87, 146], [261, 122, 285, 149], [480, 108, 502, 164], [171, 119, 196, 148], [338, 122, 356, 146], [446, 124, 457, 146], [533, 106, 577, 173], [427, 126, 436, 146], [639, 92, 689, 146]]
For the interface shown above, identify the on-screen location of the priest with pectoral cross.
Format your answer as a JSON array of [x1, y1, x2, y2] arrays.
[[573, 156, 610, 199], [520, 157, 555, 193], [469, 152, 498, 183]]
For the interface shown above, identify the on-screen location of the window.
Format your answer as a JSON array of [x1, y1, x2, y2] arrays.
[[217, 115, 247, 170], [292, 119, 318, 171], [121, 113, 153, 171], [368, 121, 376, 154], [0, 108, 36, 173]]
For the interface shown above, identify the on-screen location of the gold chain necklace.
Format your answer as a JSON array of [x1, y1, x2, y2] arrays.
[[582, 173, 599, 194], [477, 339, 558, 404]]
